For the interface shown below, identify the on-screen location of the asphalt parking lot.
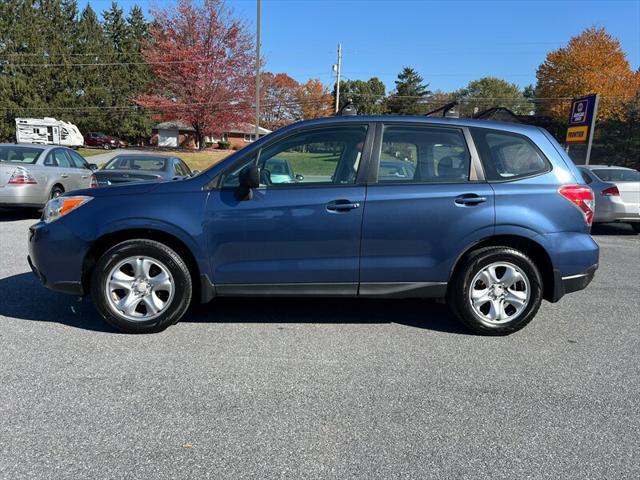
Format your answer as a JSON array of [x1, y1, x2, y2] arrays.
[[1, 209, 638, 479]]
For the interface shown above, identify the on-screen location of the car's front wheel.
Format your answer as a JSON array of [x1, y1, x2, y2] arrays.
[[448, 246, 543, 335], [91, 239, 192, 333]]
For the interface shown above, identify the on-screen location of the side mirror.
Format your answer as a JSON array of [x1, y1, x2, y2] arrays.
[[295, 174, 304, 182], [88, 163, 98, 171], [191, 170, 200, 176], [235, 165, 260, 201]]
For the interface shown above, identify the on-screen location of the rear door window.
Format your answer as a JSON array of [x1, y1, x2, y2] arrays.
[[471, 128, 551, 181], [377, 125, 470, 183], [68, 151, 88, 169], [52, 149, 72, 168]]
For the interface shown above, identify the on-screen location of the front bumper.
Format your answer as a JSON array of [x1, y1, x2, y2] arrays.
[[28, 220, 89, 296], [550, 263, 598, 302]]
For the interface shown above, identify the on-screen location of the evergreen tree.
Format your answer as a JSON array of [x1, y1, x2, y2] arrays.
[[72, 4, 112, 133], [386, 67, 431, 115]]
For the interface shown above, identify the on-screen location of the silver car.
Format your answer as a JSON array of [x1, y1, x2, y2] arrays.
[[578, 165, 640, 232], [0, 144, 96, 208]]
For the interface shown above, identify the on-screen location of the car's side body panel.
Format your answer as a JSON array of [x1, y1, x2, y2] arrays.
[[206, 185, 365, 288], [27, 116, 599, 306], [360, 183, 495, 283]]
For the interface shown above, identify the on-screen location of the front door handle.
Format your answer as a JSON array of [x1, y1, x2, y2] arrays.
[[60, 174, 69, 178], [455, 194, 487, 206], [326, 200, 361, 212]]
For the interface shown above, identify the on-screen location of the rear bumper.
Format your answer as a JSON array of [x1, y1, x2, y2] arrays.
[[550, 263, 598, 302], [0, 185, 47, 207], [594, 197, 640, 223]]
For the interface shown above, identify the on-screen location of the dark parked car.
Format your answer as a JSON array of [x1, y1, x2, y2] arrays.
[[94, 155, 193, 186], [28, 116, 598, 334], [84, 132, 120, 150]]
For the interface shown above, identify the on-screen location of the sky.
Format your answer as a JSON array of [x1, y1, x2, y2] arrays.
[[80, 0, 640, 93]]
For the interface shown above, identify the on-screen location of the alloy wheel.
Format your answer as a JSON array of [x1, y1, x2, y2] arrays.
[[468, 262, 530, 324], [105, 256, 175, 322]]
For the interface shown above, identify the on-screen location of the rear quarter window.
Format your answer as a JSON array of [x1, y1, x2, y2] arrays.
[[471, 128, 551, 181]]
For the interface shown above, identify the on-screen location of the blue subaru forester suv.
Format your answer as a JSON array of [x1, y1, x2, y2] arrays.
[[28, 116, 599, 334]]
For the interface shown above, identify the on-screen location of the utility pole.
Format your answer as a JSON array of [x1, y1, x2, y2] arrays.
[[333, 43, 342, 113], [254, 0, 261, 140], [584, 93, 599, 165]]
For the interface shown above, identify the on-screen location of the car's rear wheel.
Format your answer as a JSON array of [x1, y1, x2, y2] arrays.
[[50, 185, 64, 200], [91, 239, 192, 333], [448, 246, 543, 335]]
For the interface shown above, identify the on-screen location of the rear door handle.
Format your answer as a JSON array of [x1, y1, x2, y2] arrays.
[[455, 194, 487, 206], [326, 200, 361, 212]]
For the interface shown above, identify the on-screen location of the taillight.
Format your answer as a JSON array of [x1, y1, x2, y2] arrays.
[[559, 185, 594, 226], [8, 167, 37, 185], [90, 174, 98, 188], [601, 186, 619, 196]]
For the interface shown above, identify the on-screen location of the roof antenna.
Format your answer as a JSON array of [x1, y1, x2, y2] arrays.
[[337, 99, 357, 116]]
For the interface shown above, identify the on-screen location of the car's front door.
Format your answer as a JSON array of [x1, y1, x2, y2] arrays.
[[359, 123, 495, 295], [205, 124, 373, 294]]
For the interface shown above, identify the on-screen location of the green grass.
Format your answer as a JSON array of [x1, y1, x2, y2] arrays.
[[277, 151, 339, 176], [76, 148, 104, 157]]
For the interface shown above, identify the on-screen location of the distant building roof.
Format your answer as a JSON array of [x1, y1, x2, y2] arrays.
[[153, 121, 195, 132], [228, 123, 271, 135]]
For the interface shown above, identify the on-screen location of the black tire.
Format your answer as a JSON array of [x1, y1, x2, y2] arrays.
[[90, 239, 192, 333], [50, 185, 64, 200], [630, 223, 640, 234], [102, 143, 111, 150], [447, 246, 543, 335]]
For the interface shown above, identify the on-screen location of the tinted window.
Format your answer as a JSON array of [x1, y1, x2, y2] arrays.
[[44, 153, 58, 167], [53, 149, 72, 168], [222, 125, 368, 187], [177, 159, 191, 176], [472, 129, 550, 181], [378, 126, 470, 183], [68, 151, 88, 168], [592, 169, 640, 182], [580, 170, 593, 184], [0, 146, 43, 164], [104, 156, 167, 172]]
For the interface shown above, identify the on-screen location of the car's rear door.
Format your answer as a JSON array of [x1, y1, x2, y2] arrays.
[[359, 122, 495, 295], [205, 123, 374, 294], [67, 150, 94, 188], [47, 149, 80, 192]]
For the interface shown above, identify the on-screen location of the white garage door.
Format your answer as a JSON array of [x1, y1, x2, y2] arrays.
[[158, 128, 178, 148]]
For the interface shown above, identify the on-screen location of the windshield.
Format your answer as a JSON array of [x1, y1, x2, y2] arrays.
[[592, 168, 640, 182], [104, 156, 167, 172], [0, 146, 43, 164]]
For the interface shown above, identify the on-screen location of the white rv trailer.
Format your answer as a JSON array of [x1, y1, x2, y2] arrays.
[[15, 117, 84, 148]]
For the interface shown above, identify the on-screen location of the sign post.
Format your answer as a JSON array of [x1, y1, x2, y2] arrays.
[[565, 93, 599, 164]]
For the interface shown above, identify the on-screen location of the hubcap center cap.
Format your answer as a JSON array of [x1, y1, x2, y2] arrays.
[[133, 280, 150, 295]]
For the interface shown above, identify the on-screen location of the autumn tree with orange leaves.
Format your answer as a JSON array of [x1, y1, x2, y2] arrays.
[[260, 72, 302, 130], [298, 79, 334, 119], [535, 27, 640, 122], [136, 0, 255, 149]]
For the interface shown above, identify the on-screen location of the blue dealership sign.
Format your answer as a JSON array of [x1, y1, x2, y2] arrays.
[[566, 94, 598, 144]]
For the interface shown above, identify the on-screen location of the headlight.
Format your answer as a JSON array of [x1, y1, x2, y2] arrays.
[[43, 196, 93, 223]]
